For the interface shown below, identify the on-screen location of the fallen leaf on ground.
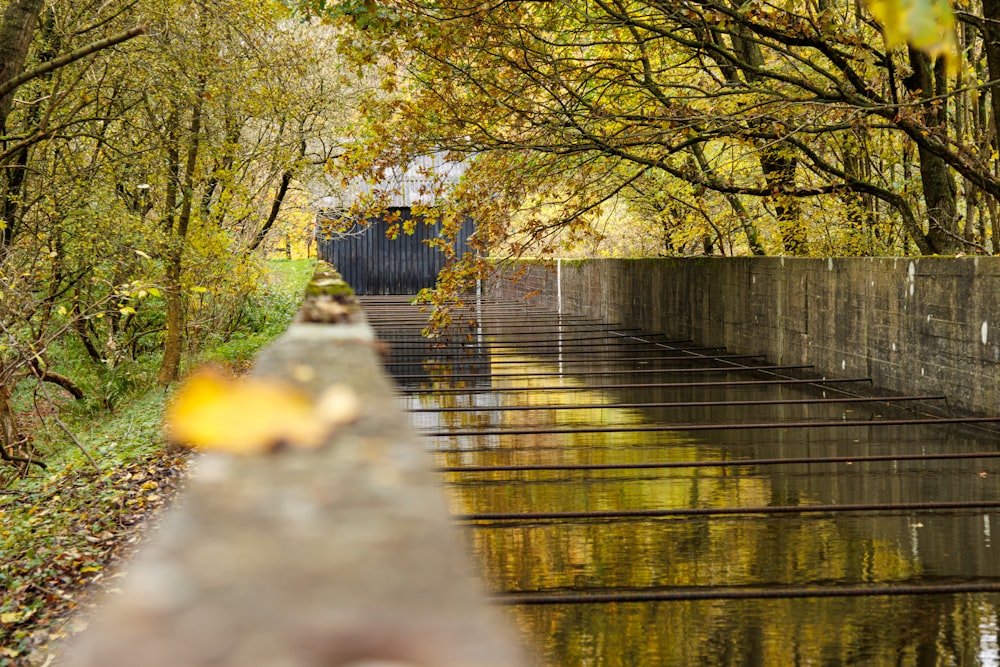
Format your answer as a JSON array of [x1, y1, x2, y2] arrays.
[[1, 611, 29, 625]]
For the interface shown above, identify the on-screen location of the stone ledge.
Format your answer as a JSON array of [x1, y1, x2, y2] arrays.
[[63, 268, 530, 667]]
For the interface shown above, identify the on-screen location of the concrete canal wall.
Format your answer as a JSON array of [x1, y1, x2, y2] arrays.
[[489, 257, 1000, 418], [65, 265, 528, 667]]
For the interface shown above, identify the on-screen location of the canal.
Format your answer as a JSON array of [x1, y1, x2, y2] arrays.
[[363, 295, 1000, 666]]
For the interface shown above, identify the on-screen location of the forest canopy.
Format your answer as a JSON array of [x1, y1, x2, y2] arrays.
[[0, 0, 985, 465], [0, 0, 350, 470], [302, 0, 996, 280]]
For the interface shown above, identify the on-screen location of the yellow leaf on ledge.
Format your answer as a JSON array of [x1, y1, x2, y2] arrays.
[[165, 367, 360, 454]]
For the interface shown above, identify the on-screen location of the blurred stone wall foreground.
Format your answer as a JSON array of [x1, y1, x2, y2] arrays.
[[63, 268, 531, 667]]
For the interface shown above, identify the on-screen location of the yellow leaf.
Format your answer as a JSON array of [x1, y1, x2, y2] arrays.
[[191, 286, 208, 293], [165, 368, 336, 454], [865, 0, 958, 71], [1, 609, 32, 625]]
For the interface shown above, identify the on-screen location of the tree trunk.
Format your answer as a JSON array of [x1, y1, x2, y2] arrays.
[[247, 168, 293, 253], [760, 147, 808, 255], [989, 196, 1000, 255], [0, 0, 45, 130], [916, 135, 960, 255], [247, 139, 305, 254], [158, 85, 206, 385], [0, 0, 45, 251], [0, 366, 43, 470], [982, 0, 1000, 248], [159, 252, 185, 384], [1, 141, 28, 247], [690, 144, 764, 255], [904, 48, 961, 254], [984, 0, 1000, 147], [732, 28, 807, 254]]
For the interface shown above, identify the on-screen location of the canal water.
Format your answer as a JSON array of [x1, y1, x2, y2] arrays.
[[364, 296, 1000, 666]]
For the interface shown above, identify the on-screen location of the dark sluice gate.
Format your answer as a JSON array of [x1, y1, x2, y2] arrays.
[[316, 210, 475, 295]]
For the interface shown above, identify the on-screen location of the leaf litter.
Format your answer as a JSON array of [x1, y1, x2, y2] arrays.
[[0, 446, 192, 666]]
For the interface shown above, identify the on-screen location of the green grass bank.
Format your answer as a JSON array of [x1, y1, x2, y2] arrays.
[[0, 258, 316, 666]]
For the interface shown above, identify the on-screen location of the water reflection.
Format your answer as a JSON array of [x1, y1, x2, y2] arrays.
[[397, 331, 1000, 666], [507, 596, 1000, 666]]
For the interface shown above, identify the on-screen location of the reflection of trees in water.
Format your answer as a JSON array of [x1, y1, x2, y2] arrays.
[[505, 594, 1000, 666], [433, 354, 1000, 665]]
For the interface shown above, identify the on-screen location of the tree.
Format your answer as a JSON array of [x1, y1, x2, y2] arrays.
[[0, 0, 347, 470], [0, 0, 150, 467], [307, 0, 1000, 276], [97, 0, 344, 383]]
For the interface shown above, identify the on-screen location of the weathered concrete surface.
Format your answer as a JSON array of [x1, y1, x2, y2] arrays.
[[490, 257, 1000, 417], [64, 278, 529, 666]]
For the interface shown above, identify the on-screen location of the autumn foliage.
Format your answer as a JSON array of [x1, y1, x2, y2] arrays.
[[0, 0, 352, 472], [307, 0, 999, 308]]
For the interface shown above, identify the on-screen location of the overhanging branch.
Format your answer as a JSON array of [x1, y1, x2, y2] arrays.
[[0, 24, 145, 102]]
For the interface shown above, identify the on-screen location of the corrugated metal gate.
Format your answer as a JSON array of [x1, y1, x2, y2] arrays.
[[316, 208, 475, 295]]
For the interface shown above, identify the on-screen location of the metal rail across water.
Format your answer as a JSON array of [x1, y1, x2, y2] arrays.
[[403, 376, 875, 394], [420, 416, 1000, 438], [393, 364, 817, 381], [409, 395, 947, 413], [389, 353, 767, 368], [433, 450, 1000, 474], [386, 346, 717, 360]]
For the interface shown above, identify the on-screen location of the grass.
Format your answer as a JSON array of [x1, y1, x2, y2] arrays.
[[201, 258, 317, 365], [0, 257, 317, 666]]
